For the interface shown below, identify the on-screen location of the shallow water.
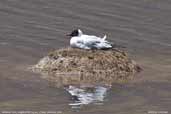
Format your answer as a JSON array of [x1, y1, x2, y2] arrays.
[[0, 0, 171, 113]]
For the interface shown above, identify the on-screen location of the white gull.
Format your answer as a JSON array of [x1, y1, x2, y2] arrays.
[[67, 29, 112, 50]]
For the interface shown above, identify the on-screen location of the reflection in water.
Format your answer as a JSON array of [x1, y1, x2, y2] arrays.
[[65, 85, 109, 108]]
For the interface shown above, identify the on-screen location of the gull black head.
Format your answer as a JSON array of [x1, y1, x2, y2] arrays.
[[67, 29, 83, 37]]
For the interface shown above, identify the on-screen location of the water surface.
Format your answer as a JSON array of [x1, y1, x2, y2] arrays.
[[0, 0, 171, 113]]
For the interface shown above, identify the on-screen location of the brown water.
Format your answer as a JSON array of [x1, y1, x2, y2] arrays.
[[0, 0, 171, 113]]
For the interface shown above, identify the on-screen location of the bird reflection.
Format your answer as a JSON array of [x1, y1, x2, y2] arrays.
[[65, 85, 109, 108]]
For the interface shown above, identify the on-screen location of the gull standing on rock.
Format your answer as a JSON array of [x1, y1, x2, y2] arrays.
[[67, 29, 113, 50]]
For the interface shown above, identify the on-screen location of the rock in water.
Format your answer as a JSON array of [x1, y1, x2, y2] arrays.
[[32, 48, 141, 87]]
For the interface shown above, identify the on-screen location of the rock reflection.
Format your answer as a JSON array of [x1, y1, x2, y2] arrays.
[[65, 85, 109, 108], [31, 48, 140, 108]]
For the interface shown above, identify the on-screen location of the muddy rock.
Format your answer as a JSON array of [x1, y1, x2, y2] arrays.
[[32, 48, 141, 87]]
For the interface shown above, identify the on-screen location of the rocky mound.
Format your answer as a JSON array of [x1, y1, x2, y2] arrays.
[[32, 48, 141, 87]]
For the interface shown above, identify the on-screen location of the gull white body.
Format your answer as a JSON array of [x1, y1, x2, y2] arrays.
[[69, 29, 112, 50]]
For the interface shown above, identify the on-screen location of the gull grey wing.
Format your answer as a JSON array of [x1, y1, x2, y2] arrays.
[[76, 41, 90, 49], [85, 40, 101, 49]]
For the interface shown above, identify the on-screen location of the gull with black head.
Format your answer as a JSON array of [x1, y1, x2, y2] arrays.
[[67, 29, 113, 50]]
